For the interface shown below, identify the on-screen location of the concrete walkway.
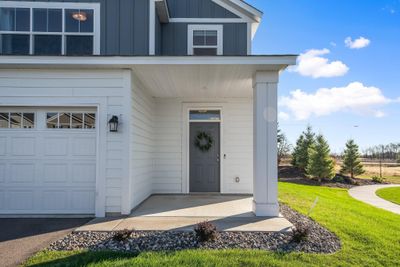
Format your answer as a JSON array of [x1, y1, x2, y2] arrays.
[[76, 195, 293, 233], [349, 184, 400, 215]]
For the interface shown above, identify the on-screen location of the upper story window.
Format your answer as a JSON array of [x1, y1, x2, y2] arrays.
[[0, 2, 100, 56], [188, 25, 223, 56]]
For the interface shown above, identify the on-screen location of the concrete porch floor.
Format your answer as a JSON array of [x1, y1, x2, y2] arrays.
[[76, 195, 293, 233]]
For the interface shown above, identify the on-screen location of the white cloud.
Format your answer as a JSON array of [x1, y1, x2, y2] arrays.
[[345, 37, 371, 49], [280, 82, 392, 120], [330, 42, 337, 47], [289, 48, 349, 78], [374, 111, 386, 118], [278, 112, 290, 121]]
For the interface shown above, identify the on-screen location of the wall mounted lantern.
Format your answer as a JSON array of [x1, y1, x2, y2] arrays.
[[108, 115, 119, 132]]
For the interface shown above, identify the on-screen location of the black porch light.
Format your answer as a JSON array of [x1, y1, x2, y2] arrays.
[[108, 115, 119, 132]]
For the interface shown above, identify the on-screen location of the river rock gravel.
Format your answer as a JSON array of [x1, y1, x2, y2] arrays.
[[48, 204, 341, 254]]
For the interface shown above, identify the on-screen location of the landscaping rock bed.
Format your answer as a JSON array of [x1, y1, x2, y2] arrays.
[[48, 205, 341, 254]]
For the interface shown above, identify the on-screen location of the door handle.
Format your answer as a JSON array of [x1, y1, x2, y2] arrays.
[[217, 154, 220, 162]]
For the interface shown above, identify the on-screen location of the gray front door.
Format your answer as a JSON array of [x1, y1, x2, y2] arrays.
[[190, 122, 220, 192]]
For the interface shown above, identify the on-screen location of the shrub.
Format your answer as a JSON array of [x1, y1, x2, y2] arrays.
[[332, 175, 345, 183], [113, 229, 133, 242], [291, 225, 310, 243], [333, 174, 355, 185], [372, 176, 385, 184], [194, 221, 217, 242]]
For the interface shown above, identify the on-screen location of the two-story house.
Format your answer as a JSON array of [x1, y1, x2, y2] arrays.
[[0, 0, 296, 218]]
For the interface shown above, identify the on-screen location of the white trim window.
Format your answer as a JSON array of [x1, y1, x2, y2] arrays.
[[188, 24, 223, 56], [0, 1, 100, 55]]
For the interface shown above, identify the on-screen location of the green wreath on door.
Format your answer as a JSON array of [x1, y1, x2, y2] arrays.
[[194, 132, 213, 152]]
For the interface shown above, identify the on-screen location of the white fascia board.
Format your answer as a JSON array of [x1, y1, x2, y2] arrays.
[[212, 0, 262, 23], [0, 55, 297, 67], [228, 0, 263, 19], [250, 21, 259, 39]]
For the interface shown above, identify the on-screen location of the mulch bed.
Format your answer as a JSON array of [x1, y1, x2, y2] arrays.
[[48, 204, 341, 254], [279, 166, 384, 189]]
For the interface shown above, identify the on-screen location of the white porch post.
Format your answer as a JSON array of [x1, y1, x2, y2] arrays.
[[252, 71, 279, 217]]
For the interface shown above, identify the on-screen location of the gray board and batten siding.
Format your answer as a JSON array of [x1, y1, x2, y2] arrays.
[[159, 22, 247, 56], [2, 0, 150, 55], [3, 0, 249, 56], [158, 0, 248, 55], [166, 0, 239, 18]]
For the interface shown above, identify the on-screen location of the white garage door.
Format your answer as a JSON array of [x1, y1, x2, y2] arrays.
[[0, 107, 97, 215]]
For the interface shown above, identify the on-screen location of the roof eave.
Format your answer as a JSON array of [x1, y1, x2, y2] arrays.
[[0, 55, 297, 70]]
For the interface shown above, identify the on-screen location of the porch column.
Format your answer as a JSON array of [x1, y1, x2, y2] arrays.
[[252, 71, 279, 217]]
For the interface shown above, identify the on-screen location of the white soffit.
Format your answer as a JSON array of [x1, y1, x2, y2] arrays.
[[132, 64, 256, 98]]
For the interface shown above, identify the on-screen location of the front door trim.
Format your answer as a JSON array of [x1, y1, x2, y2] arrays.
[[182, 103, 224, 194]]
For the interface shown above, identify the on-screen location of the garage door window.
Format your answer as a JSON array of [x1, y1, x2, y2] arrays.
[[46, 112, 95, 129], [0, 112, 35, 128]]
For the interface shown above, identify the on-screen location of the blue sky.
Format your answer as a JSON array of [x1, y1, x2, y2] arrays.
[[246, 0, 400, 153]]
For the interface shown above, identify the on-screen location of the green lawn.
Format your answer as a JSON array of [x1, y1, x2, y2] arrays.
[[376, 187, 400, 205], [24, 183, 400, 267]]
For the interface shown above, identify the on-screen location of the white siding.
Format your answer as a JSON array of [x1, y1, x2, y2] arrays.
[[223, 101, 253, 193], [130, 75, 155, 209], [152, 98, 253, 194], [153, 100, 182, 193], [0, 69, 132, 215]]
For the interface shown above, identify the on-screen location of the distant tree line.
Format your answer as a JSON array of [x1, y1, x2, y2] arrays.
[[362, 143, 400, 161]]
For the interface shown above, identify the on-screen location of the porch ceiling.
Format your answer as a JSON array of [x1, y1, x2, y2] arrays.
[[0, 55, 297, 98], [132, 64, 277, 98]]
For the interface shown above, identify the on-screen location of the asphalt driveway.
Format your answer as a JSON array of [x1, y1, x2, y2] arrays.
[[0, 218, 91, 267]]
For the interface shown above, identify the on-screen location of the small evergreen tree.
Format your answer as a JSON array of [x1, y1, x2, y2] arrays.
[[307, 134, 335, 181], [340, 139, 365, 179], [291, 134, 304, 167], [291, 126, 316, 172]]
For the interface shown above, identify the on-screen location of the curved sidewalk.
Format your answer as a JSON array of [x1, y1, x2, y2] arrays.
[[349, 184, 400, 215]]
